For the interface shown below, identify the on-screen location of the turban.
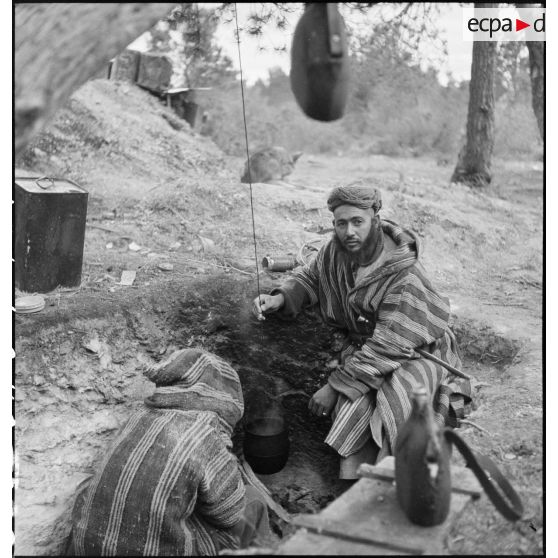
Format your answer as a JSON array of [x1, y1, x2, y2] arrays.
[[143, 348, 244, 438], [327, 182, 382, 213]]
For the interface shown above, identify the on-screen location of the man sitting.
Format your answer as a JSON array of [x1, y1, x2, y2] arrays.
[[68, 348, 270, 556], [252, 182, 472, 479]]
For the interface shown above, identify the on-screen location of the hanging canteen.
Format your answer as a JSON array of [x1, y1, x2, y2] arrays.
[[290, 3, 350, 122]]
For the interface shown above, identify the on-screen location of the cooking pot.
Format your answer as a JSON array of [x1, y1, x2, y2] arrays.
[[243, 416, 290, 475]]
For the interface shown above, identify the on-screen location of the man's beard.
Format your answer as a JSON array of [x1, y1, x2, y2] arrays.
[[333, 218, 384, 265]]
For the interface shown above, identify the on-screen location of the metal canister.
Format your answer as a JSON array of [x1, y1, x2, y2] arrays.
[[15, 176, 88, 293], [394, 387, 452, 526], [262, 255, 297, 272]]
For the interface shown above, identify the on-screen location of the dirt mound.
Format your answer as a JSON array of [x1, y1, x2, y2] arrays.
[[18, 79, 233, 200]]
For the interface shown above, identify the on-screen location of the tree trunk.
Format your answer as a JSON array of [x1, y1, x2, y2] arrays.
[[15, 3, 175, 158], [526, 41, 544, 141], [451, 4, 497, 188]]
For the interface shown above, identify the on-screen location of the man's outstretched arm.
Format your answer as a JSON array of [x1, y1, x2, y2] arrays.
[[270, 254, 321, 317], [252, 252, 322, 320]]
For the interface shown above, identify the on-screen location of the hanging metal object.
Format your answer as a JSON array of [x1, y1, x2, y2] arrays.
[[290, 3, 349, 122]]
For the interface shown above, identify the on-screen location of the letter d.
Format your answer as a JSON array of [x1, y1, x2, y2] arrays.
[[534, 13, 545, 32]]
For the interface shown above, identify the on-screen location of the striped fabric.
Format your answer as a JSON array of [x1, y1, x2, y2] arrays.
[[275, 220, 471, 460], [71, 350, 246, 556], [144, 350, 244, 445]]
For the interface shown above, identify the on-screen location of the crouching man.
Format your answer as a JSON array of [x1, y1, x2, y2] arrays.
[[68, 349, 270, 556], [252, 182, 472, 480]]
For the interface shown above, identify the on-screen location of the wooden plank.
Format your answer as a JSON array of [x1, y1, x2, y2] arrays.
[[316, 477, 472, 555], [293, 515, 420, 554], [358, 456, 483, 498], [277, 530, 405, 555], [110, 49, 140, 82], [277, 456, 481, 555], [136, 52, 173, 93]]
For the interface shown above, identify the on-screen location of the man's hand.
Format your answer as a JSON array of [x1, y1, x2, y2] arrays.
[[308, 383, 338, 417], [252, 293, 285, 321]]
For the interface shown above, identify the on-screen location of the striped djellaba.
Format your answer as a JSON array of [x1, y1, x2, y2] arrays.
[[70, 350, 246, 556], [273, 219, 472, 461]]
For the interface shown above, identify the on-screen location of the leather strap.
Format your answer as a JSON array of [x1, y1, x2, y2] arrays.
[[444, 429, 524, 521]]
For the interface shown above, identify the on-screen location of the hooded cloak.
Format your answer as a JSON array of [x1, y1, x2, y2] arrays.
[[70, 349, 246, 556]]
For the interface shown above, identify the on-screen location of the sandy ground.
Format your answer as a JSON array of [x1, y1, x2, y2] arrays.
[[14, 79, 543, 555]]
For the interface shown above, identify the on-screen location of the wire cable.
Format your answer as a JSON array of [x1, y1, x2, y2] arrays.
[[234, 3, 262, 308]]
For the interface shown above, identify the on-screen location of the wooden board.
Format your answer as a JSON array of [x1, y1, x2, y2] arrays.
[[276, 457, 479, 555], [110, 49, 140, 82], [295, 479, 470, 555], [358, 456, 483, 498], [277, 530, 405, 556], [136, 52, 173, 93]]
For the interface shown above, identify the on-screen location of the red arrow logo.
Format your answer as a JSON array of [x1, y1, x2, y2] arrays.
[[516, 19, 530, 32]]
